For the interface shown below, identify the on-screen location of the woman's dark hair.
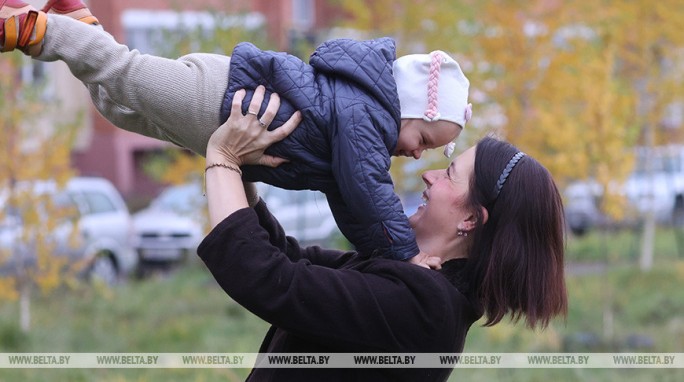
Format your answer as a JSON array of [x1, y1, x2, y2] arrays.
[[466, 136, 567, 329]]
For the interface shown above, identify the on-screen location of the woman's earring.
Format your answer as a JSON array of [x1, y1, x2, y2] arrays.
[[457, 230, 468, 237]]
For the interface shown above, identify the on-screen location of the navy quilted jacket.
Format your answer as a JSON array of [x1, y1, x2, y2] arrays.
[[219, 38, 419, 261]]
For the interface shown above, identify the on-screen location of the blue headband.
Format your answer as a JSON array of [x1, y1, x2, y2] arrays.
[[494, 152, 525, 197]]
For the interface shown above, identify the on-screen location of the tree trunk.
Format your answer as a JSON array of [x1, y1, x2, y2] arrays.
[[639, 83, 656, 272], [640, 213, 655, 271], [19, 279, 31, 333]]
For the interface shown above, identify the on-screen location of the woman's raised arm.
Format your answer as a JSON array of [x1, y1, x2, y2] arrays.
[[204, 85, 301, 228]]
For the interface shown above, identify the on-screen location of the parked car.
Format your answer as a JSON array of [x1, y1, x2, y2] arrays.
[[624, 145, 684, 225], [258, 185, 343, 247], [132, 182, 206, 275], [564, 145, 684, 235], [132, 182, 342, 274], [0, 177, 137, 285], [259, 186, 422, 248], [131, 181, 412, 267], [563, 179, 609, 236]]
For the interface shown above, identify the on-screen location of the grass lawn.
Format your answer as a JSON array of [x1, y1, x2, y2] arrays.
[[0, 263, 269, 381], [0, 227, 683, 381]]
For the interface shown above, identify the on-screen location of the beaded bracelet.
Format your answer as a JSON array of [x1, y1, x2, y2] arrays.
[[205, 162, 242, 176], [203, 163, 242, 196]]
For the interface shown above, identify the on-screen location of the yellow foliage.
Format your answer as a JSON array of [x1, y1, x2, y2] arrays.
[[335, 0, 472, 54], [675, 262, 684, 281], [0, 53, 82, 332], [34, 239, 70, 294], [160, 151, 204, 185], [0, 278, 18, 300]]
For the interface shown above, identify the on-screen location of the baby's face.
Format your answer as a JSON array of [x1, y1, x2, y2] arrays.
[[394, 119, 462, 159]]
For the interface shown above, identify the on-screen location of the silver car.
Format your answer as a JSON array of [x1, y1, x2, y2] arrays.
[[130, 181, 348, 275], [258, 185, 343, 247], [132, 183, 206, 274], [0, 177, 137, 285]]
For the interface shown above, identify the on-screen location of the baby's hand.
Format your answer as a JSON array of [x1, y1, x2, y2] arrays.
[[408, 251, 442, 270]]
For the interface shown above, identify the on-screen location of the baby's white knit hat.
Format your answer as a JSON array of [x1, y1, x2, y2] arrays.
[[393, 51, 472, 127]]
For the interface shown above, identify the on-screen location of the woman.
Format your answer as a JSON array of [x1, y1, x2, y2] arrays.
[[199, 87, 567, 381]]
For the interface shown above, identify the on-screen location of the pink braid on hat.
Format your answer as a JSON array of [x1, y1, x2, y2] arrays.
[[423, 51, 443, 122]]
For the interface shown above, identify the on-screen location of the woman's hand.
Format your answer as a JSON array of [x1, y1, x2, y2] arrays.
[[205, 86, 300, 228], [206, 85, 301, 167]]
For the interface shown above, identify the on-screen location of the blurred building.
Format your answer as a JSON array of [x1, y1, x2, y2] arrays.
[[45, 0, 343, 203]]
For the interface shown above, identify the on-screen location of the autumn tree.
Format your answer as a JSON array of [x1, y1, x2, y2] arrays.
[[487, 0, 684, 270], [587, 0, 684, 270], [0, 54, 82, 332], [491, 0, 684, 269]]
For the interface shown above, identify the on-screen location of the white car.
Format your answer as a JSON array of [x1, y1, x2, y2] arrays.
[[258, 185, 343, 247], [132, 183, 206, 274], [563, 145, 684, 235], [258, 186, 425, 248], [623, 145, 684, 225], [130, 182, 361, 271], [563, 180, 614, 236], [0, 177, 137, 285]]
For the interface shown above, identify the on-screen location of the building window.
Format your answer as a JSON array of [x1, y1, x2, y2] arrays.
[[121, 10, 265, 56]]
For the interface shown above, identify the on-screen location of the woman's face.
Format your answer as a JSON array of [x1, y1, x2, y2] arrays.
[[409, 146, 476, 243]]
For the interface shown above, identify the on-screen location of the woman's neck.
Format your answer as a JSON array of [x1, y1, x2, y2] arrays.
[[419, 236, 470, 263]]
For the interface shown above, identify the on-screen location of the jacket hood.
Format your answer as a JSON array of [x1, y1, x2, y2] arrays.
[[309, 37, 401, 124]]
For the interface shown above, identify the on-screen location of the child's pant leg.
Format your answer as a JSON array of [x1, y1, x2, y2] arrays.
[[38, 15, 230, 157]]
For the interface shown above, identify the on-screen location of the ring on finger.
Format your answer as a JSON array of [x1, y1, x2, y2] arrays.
[[247, 110, 258, 116], [258, 118, 268, 128]]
